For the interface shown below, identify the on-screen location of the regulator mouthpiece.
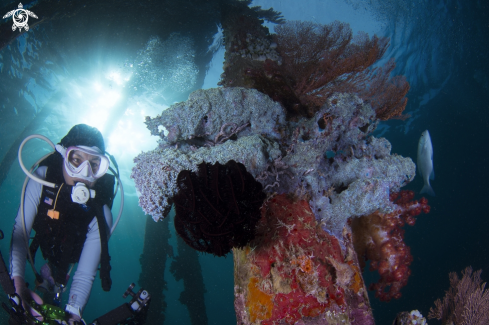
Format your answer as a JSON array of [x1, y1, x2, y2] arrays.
[[71, 182, 96, 204]]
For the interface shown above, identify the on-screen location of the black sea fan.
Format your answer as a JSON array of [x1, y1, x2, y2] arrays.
[[173, 160, 266, 257]]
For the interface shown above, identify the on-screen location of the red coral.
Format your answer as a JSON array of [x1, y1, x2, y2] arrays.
[[247, 21, 410, 120], [351, 190, 430, 301], [248, 195, 357, 324]]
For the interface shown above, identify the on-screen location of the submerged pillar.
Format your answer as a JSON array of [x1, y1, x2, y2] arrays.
[[233, 194, 374, 325], [171, 232, 208, 325], [138, 215, 173, 324]]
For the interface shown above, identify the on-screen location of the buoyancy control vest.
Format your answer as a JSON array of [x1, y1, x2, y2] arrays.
[[29, 153, 113, 291]]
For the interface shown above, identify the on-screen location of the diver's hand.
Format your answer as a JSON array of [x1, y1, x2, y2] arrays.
[[67, 312, 83, 325], [12, 276, 30, 306], [65, 304, 85, 324], [12, 276, 44, 322], [12, 277, 38, 311]]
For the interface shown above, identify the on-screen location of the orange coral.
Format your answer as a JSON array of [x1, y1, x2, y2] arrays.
[[246, 277, 274, 322], [292, 255, 314, 274], [347, 261, 364, 294]]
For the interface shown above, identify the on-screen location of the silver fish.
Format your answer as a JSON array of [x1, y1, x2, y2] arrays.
[[417, 130, 435, 196]]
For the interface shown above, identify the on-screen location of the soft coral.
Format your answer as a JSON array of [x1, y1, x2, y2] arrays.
[[351, 190, 430, 301]]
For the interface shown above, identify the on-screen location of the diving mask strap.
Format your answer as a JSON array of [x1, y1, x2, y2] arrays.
[[55, 144, 66, 156]]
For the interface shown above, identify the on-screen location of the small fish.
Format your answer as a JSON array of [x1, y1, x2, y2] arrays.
[[417, 130, 435, 196]]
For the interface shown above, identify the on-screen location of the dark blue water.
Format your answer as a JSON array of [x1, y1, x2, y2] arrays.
[[0, 0, 488, 324]]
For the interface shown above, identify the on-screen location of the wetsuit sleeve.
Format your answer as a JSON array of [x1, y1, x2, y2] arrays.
[[66, 204, 113, 316], [10, 167, 46, 279]]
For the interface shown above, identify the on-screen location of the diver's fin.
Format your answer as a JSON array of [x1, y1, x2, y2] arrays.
[[420, 184, 435, 196]]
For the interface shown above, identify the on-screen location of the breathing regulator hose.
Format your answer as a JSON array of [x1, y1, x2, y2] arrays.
[[17, 134, 124, 280]]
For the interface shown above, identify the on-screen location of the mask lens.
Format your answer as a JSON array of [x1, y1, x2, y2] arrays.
[[65, 147, 109, 179], [68, 150, 86, 168], [89, 159, 101, 175]]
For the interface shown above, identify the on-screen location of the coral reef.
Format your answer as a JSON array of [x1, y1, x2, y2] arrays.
[[132, 87, 416, 241], [220, 0, 285, 26], [173, 160, 266, 257], [428, 266, 489, 325], [267, 92, 415, 239], [132, 88, 283, 221], [132, 86, 425, 322], [131, 85, 425, 313], [351, 190, 430, 301], [133, 15, 422, 320], [144, 87, 285, 145], [233, 194, 375, 325], [130, 0, 428, 320], [132, 89, 414, 235]]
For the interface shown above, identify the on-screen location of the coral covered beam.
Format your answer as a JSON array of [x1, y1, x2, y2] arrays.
[[234, 194, 375, 325]]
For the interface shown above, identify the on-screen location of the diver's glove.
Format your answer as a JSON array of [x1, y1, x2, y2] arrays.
[[66, 313, 87, 325], [66, 304, 86, 325], [12, 276, 44, 320], [12, 276, 29, 309]]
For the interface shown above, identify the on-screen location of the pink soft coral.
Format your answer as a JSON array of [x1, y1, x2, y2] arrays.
[[351, 190, 430, 301]]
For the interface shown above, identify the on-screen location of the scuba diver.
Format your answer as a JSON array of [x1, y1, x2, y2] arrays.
[[9, 124, 116, 325]]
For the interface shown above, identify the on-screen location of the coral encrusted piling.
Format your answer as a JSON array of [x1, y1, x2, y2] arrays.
[[130, 85, 425, 324], [234, 194, 375, 325]]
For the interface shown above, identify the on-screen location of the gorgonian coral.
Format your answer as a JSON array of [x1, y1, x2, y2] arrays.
[[428, 266, 489, 325], [173, 160, 266, 257], [245, 20, 410, 120]]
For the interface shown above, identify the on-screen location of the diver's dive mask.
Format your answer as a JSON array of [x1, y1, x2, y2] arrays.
[[55, 144, 110, 183]]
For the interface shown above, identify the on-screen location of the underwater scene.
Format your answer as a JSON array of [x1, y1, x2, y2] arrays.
[[0, 0, 488, 324]]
